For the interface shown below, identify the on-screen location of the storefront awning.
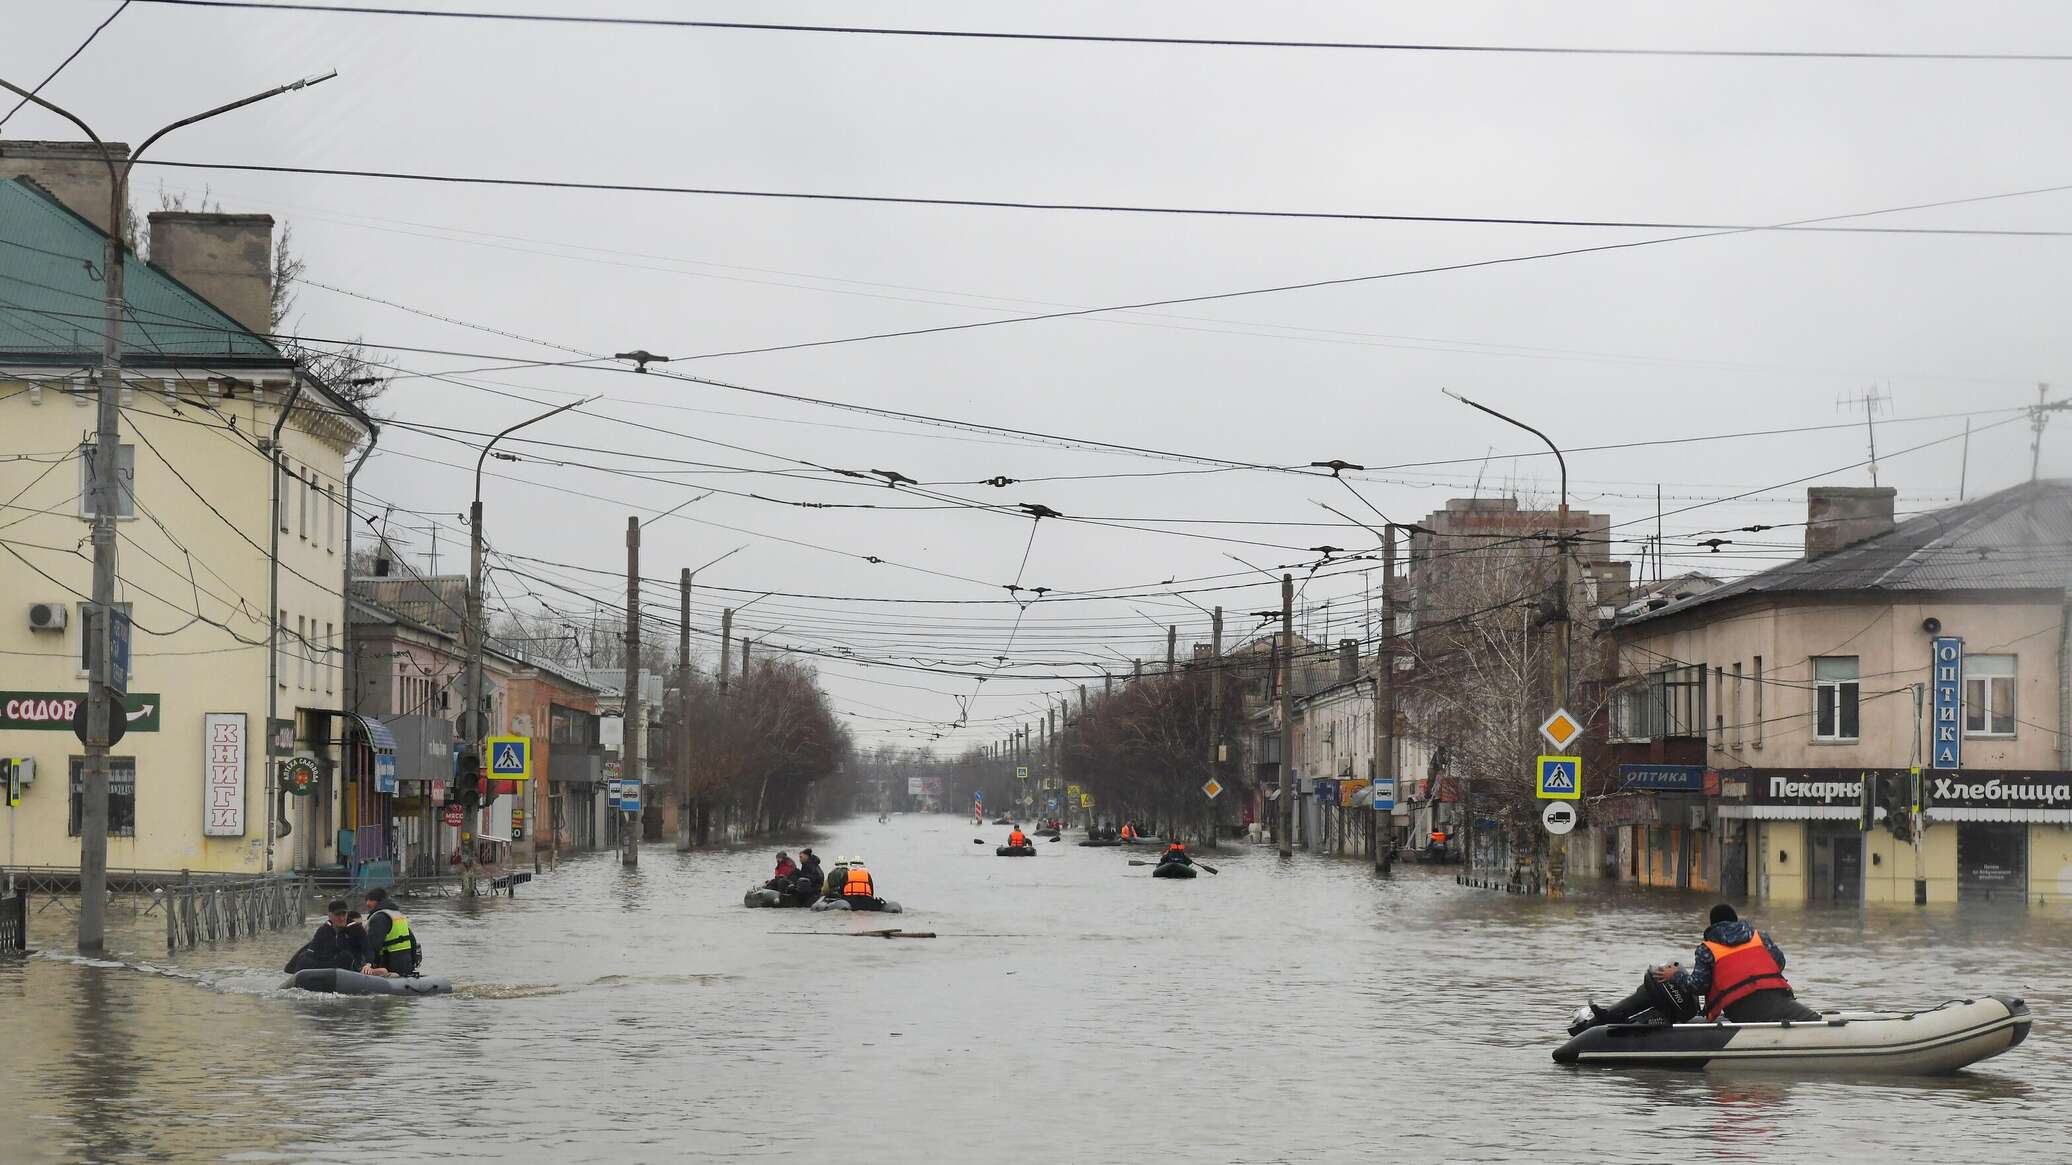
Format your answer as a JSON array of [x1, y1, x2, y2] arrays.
[[1932, 807, 2072, 823], [350, 714, 399, 793]]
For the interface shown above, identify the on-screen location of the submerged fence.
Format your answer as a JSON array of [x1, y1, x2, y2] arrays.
[[1, 887, 24, 953], [164, 876, 312, 953]]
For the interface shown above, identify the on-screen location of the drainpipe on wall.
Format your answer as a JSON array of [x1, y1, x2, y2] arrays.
[[263, 379, 306, 873], [340, 418, 379, 862]]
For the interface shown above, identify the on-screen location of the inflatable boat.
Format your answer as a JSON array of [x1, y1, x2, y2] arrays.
[[281, 968, 453, 996], [743, 886, 818, 908], [1553, 995, 2030, 1074], [809, 896, 904, 914], [1151, 862, 1197, 879], [996, 844, 1037, 856], [1079, 839, 1121, 847]]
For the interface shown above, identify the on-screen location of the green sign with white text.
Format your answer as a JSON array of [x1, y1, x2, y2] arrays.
[[0, 692, 161, 732]]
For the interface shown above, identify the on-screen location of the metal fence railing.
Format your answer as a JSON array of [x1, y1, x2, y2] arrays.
[[164, 876, 312, 954], [0, 889, 24, 953]]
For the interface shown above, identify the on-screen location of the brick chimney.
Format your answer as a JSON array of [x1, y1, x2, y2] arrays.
[[0, 140, 131, 235], [1338, 638, 1360, 683], [1805, 486, 1896, 559], [148, 211, 275, 335]]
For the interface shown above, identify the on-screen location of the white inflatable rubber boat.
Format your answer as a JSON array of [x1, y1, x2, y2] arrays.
[[281, 968, 454, 996], [808, 897, 903, 914], [1553, 995, 2030, 1074]]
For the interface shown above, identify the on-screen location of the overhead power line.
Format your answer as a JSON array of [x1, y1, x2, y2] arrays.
[[133, 161, 2072, 238], [133, 1, 2072, 62], [0, 1, 131, 129]]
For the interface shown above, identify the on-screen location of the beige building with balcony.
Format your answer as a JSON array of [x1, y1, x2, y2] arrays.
[[1609, 483, 2072, 906], [0, 145, 372, 875]]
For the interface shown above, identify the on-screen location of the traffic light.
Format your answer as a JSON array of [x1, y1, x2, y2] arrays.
[[1880, 772, 1915, 843]]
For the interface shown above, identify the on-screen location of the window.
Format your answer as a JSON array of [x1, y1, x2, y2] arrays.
[[1713, 666, 1726, 748], [76, 602, 132, 676], [1814, 656, 1860, 741], [277, 610, 288, 688], [324, 622, 336, 694], [68, 757, 136, 837], [1753, 656, 1764, 746], [1731, 662, 1744, 749], [1611, 663, 1706, 742], [297, 469, 310, 541], [77, 442, 136, 519], [1964, 654, 2016, 737], [325, 484, 338, 554]]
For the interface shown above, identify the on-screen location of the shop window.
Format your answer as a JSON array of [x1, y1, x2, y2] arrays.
[[68, 757, 136, 837], [1814, 656, 1859, 740], [1964, 654, 2016, 737]]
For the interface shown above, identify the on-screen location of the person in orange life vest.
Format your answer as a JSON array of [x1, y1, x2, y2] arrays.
[[1656, 903, 1821, 1023], [1007, 827, 1028, 848], [1120, 822, 1138, 841], [838, 857, 876, 904], [1157, 841, 1192, 868]]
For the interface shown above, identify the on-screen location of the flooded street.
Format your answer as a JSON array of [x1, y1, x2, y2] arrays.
[[6, 813, 2067, 1164]]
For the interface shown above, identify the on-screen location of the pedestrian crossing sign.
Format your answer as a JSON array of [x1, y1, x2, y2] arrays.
[[487, 735, 532, 781], [1537, 755, 1581, 800]]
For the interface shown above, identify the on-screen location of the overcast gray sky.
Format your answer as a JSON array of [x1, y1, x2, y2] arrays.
[[8, 0, 2071, 753]]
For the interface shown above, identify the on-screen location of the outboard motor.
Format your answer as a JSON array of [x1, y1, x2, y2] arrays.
[[1568, 968, 1702, 1036], [1645, 970, 1700, 1024]]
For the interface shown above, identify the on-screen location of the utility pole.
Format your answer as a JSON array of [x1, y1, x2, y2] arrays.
[[1374, 529, 1396, 874], [1209, 605, 1223, 851], [719, 610, 733, 691], [0, 70, 337, 954], [1167, 625, 1177, 673], [677, 568, 693, 852], [622, 516, 640, 867], [1279, 574, 1295, 859]]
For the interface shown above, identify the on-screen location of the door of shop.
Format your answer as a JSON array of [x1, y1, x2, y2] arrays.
[[1808, 824, 1863, 903], [1957, 823, 2027, 902], [1721, 823, 1748, 899]]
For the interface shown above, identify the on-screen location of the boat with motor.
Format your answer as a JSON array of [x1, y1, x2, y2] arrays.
[[1121, 836, 1164, 846], [990, 817, 1013, 826], [1151, 862, 1197, 879], [1552, 995, 2030, 1074], [1078, 839, 1122, 847], [281, 968, 453, 996], [810, 896, 904, 914], [996, 844, 1037, 856]]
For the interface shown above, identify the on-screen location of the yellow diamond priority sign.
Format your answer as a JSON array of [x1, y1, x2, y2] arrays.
[[1538, 708, 1582, 751], [1202, 777, 1223, 800]]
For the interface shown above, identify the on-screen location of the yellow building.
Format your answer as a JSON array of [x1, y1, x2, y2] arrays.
[[0, 145, 372, 874], [1609, 483, 2072, 907]]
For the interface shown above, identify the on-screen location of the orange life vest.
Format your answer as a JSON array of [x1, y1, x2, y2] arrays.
[[1702, 930, 1793, 1019], [1165, 843, 1185, 857], [1008, 830, 1027, 847], [841, 866, 874, 898], [1121, 824, 1136, 839]]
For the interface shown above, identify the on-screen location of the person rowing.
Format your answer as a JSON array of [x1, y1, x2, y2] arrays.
[[1156, 840, 1193, 869], [1007, 826, 1029, 848]]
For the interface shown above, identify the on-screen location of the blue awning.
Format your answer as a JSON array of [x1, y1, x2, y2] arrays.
[[352, 714, 399, 753]]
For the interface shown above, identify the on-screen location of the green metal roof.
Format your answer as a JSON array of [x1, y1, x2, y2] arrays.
[[0, 176, 283, 364]]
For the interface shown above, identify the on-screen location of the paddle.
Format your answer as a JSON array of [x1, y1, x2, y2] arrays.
[[1128, 858, 1218, 874], [972, 838, 986, 844]]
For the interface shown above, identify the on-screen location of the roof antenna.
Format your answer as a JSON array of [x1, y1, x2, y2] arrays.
[[1838, 386, 1890, 486]]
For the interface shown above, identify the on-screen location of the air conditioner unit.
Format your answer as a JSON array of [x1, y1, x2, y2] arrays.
[[28, 602, 68, 632]]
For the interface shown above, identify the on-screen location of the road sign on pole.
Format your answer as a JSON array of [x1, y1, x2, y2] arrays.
[[486, 735, 531, 781], [1202, 777, 1223, 799], [1541, 801, 1578, 835], [1015, 766, 1029, 780], [106, 608, 131, 698], [1536, 755, 1582, 800], [1538, 708, 1581, 751]]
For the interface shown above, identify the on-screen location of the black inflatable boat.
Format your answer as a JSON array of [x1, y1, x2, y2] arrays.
[[996, 844, 1037, 856], [281, 968, 453, 996]]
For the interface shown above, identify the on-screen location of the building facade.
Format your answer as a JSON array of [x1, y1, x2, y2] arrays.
[[0, 149, 371, 875], [1608, 483, 2072, 906]]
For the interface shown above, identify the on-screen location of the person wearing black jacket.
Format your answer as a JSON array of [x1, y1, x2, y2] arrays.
[[285, 900, 365, 973]]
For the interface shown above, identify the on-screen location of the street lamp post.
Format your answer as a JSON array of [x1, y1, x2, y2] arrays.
[[465, 397, 588, 895], [0, 71, 337, 954], [1446, 390, 1571, 894]]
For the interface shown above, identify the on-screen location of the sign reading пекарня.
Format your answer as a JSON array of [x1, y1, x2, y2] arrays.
[[1737, 768, 2072, 811], [0, 691, 161, 732]]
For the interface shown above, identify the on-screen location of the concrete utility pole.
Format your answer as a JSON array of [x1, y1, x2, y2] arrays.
[[1167, 625, 1177, 673], [1280, 574, 1296, 859], [718, 610, 733, 691], [622, 516, 640, 867], [0, 71, 337, 954], [677, 568, 693, 852], [1374, 530, 1396, 874], [1209, 606, 1224, 850]]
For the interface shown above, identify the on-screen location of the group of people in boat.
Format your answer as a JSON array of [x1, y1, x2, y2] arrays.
[[284, 887, 423, 978], [765, 849, 886, 908], [1571, 903, 1818, 1033], [1084, 820, 1148, 842]]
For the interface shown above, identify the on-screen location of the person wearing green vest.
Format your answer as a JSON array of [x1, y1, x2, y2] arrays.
[[360, 887, 422, 978]]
